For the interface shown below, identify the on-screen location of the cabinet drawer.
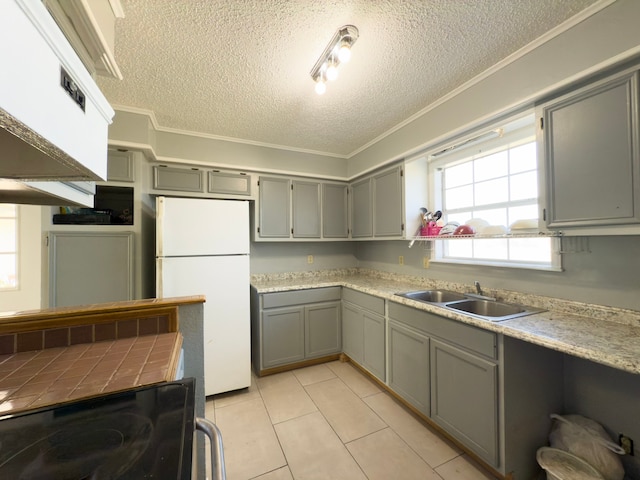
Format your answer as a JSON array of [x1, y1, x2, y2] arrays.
[[208, 171, 251, 196], [389, 302, 496, 359], [262, 287, 341, 309], [342, 288, 385, 315]]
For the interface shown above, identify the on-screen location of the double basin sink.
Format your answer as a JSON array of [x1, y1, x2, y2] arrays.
[[395, 289, 544, 322]]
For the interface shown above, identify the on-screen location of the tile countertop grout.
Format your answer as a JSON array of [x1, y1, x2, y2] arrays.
[[250, 269, 640, 375], [0, 332, 182, 415]]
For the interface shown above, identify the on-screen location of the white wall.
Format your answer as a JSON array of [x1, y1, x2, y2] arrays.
[[348, 0, 640, 177], [108, 109, 349, 180], [0, 205, 42, 311], [354, 238, 640, 311]]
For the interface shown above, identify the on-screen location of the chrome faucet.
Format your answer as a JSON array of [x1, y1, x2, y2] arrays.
[[465, 281, 496, 301]]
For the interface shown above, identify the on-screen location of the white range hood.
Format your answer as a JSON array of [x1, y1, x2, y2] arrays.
[[0, 0, 114, 205]]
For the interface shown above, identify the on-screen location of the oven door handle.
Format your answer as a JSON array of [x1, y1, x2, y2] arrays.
[[195, 417, 226, 480]]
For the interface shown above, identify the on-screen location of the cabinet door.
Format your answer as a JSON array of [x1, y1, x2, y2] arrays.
[[322, 183, 348, 238], [208, 171, 251, 196], [292, 180, 321, 238], [258, 176, 291, 238], [431, 339, 498, 466], [261, 306, 304, 368], [341, 302, 364, 363], [153, 165, 204, 192], [107, 150, 135, 182], [373, 166, 403, 237], [305, 301, 341, 358], [49, 232, 134, 307], [363, 311, 385, 381], [350, 178, 372, 238], [542, 70, 640, 228], [388, 320, 430, 415]]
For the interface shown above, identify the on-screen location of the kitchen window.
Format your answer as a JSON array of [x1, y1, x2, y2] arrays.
[[428, 113, 561, 271], [0, 204, 18, 289]]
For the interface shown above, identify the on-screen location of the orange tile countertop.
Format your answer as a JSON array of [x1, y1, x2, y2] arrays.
[[0, 296, 204, 415], [0, 332, 182, 415]]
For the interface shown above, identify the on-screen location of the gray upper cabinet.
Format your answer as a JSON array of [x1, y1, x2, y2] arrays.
[[350, 177, 372, 238], [350, 164, 406, 239], [153, 165, 204, 192], [292, 180, 321, 238], [257, 175, 348, 241], [322, 183, 348, 238], [539, 68, 640, 231], [258, 176, 291, 238], [151, 163, 253, 199], [107, 150, 135, 183], [208, 171, 251, 196], [373, 166, 403, 237]]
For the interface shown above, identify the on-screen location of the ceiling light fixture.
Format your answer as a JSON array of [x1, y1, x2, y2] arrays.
[[310, 25, 359, 95]]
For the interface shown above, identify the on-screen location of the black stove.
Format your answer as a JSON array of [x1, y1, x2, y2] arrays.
[[0, 378, 196, 479]]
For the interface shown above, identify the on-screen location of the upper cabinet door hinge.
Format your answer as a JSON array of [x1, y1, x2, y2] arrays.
[[539, 117, 544, 130], [400, 168, 404, 177], [257, 180, 260, 187]]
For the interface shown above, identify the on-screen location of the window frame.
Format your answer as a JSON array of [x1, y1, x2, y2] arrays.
[[425, 113, 562, 272], [0, 204, 19, 291]]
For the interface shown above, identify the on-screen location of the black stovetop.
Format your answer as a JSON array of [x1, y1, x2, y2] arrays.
[[0, 378, 196, 479]]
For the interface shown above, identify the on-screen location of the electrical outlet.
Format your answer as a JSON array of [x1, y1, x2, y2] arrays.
[[307, 255, 314, 264], [398, 255, 404, 265], [619, 434, 634, 455], [423, 257, 430, 269]]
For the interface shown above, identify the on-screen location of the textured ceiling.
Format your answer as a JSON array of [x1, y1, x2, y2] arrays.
[[97, 0, 600, 158]]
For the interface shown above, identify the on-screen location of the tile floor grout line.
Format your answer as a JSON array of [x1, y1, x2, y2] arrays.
[[210, 363, 495, 480]]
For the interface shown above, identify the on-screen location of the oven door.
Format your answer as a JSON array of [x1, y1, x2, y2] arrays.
[[0, 378, 197, 479]]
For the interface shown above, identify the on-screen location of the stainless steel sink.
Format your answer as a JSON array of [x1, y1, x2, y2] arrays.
[[395, 289, 467, 304], [395, 289, 544, 322], [444, 299, 543, 322]]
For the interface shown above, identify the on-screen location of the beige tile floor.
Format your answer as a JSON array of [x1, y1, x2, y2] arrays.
[[205, 361, 496, 480]]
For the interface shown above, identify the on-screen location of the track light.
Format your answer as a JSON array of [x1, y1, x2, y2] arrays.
[[310, 25, 359, 94]]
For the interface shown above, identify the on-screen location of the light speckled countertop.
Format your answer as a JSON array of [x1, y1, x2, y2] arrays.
[[251, 269, 640, 375]]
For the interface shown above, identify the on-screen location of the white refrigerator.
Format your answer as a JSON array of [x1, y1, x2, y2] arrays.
[[156, 196, 251, 396]]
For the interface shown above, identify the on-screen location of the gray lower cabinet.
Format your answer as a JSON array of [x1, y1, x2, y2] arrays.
[[539, 67, 640, 230], [341, 288, 385, 381], [305, 302, 341, 357], [388, 301, 498, 466], [49, 231, 134, 307], [387, 319, 430, 416], [253, 287, 342, 373], [261, 306, 305, 368], [430, 338, 498, 466]]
